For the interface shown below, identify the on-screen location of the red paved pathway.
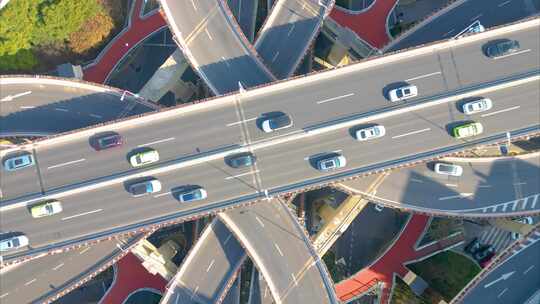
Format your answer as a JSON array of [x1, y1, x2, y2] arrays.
[[83, 0, 167, 84], [335, 214, 464, 303], [330, 0, 398, 49], [99, 253, 166, 304]]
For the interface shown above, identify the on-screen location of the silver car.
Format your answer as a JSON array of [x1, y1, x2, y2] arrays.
[[434, 163, 463, 176], [317, 154, 347, 172], [462, 98, 493, 115], [355, 125, 386, 141], [388, 85, 418, 102], [178, 187, 208, 203]]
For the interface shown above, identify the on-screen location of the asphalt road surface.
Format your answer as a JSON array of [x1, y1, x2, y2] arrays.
[[219, 200, 339, 304], [387, 0, 540, 51], [254, 0, 333, 78], [162, 219, 245, 304], [159, 0, 274, 94], [1, 23, 539, 261], [227, 0, 258, 42], [0, 238, 125, 304], [460, 229, 540, 304], [0, 78, 154, 136], [341, 154, 540, 216]]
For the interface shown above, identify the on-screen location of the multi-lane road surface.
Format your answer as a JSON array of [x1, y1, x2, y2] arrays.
[[1, 20, 539, 262], [341, 154, 540, 216], [0, 77, 155, 136], [159, 0, 274, 94], [219, 200, 339, 304]]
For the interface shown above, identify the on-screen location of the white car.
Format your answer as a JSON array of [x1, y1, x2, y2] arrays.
[[462, 98, 493, 115], [355, 125, 386, 141], [261, 114, 293, 133], [31, 200, 63, 218], [388, 85, 418, 102], [317, 155, 347, 172], [0, 235, 29, 252], [511, 217, 533, 239], [434, 163, 463, 176], [178, 187, 208, 203], [129, 149, 159, 167]]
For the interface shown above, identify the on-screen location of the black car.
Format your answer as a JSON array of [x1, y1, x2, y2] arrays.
[[485, 39, 520, 58], [473, 245, 495, 261], [227, 152, 256, 168], [464, 237, 481, 254], [95, 133, 123, 150]]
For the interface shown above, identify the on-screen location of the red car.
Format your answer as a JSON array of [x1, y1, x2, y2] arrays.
[[95, 133, 123, 150]]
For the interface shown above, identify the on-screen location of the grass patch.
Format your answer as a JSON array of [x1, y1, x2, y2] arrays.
[[408, 251, 480, 301], [322, 250, 346, 282]]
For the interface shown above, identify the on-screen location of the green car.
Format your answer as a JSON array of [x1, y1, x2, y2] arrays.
[[31, 200, 63, 218], [452, 122, 484, 139]]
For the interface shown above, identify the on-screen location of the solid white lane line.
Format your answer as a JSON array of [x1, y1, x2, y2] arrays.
[[62, 209, 103, 221], [498, 0, 511, 7], [25, 279, 37, 286], [470, 13, 482, 21], [255, 216, 265, 227], [478, 185, 492, 188], [439, 193, 473, 201], [405, 71, 441, 82], [392, 128, 431, 139], [445, 184, 458, 187], [443, 29, 455, 37], [274, 243, 284, 256], [154, 191, 171, 198], [225, 170, 260, 180], [205, 29, 212, 40], [190, 0, 197, 10], [291, 273, 298, 286], [481, 106, 520, 117], [137, 137, 175, 147], [316, 93, 354, 104], [0, 293, 8, 298], [206, 260, 215, 272], [523, 265, 535, 274], [53, 263, 64, 270], [47, 158, 85, 170], [226, 117, 257, 127], [79, 247, 91, 254], [498, 288, 508, 298], [55, 108, 68, 112], [20, 106, 35, 109], [410, 178, 424, 183], [493, 49, 531, 60], [89, 114, 103, 119], [224, 234, 232, 245]]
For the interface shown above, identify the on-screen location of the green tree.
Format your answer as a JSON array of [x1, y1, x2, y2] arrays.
[[0, 0, 38, 55], [34, 0, 102, 44]]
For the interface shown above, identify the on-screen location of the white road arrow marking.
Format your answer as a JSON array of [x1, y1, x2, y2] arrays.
[[1, 91, 32, 102], [484, 271, 515, 288]]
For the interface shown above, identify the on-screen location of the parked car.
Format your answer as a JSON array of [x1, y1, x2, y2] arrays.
[[129, 149, 159, 167], [452, 122, 484, 139], [0, 235, 29, 252], [3, 153, 34, 171], [473, 245, 495, 261], [485, 39, 520, 58], [317, 154, 347, 172], [388, 85, 418, 102], [95, 133, 123, 150], [434, 162, 464, 176], [178, 187, 208, 203], [511, 216, 533, 239], [227, 152, 256, 168], [355, 125, 386, 141], [129, 179, 162, 196], [462, 98, 493, 115], [30, 200, 63, 218], [261, 113, 293, 133], [464, 237, 481, 254]]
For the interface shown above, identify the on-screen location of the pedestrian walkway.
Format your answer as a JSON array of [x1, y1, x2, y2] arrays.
[[99, 253, 166, 304], [334, 214, 464, 303], [83, 0, 167, 84], [330, 0, 399, 49]]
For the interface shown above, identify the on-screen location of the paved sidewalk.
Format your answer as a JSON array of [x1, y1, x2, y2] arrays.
[[83, 0, 167, 84], [330, 0, 399, 49], [99, 253, 166, 304], [335, 214, 464, 303]]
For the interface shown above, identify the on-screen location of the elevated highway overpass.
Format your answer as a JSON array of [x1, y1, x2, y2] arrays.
[[0, 19, 539, 264]]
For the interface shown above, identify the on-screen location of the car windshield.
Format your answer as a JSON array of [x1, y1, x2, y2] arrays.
[[185, 191, 200, 200], [403, 88, 410, 95], [439, 165, 453, 172], [324, 160, 335, 168], [14, 159, 24, 165], [372, 128, 380, 136], [11, 239, 19, 247], [396, 90, 403, 98], [45, 205, 53, 213], [101, 137, 117, 146]]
